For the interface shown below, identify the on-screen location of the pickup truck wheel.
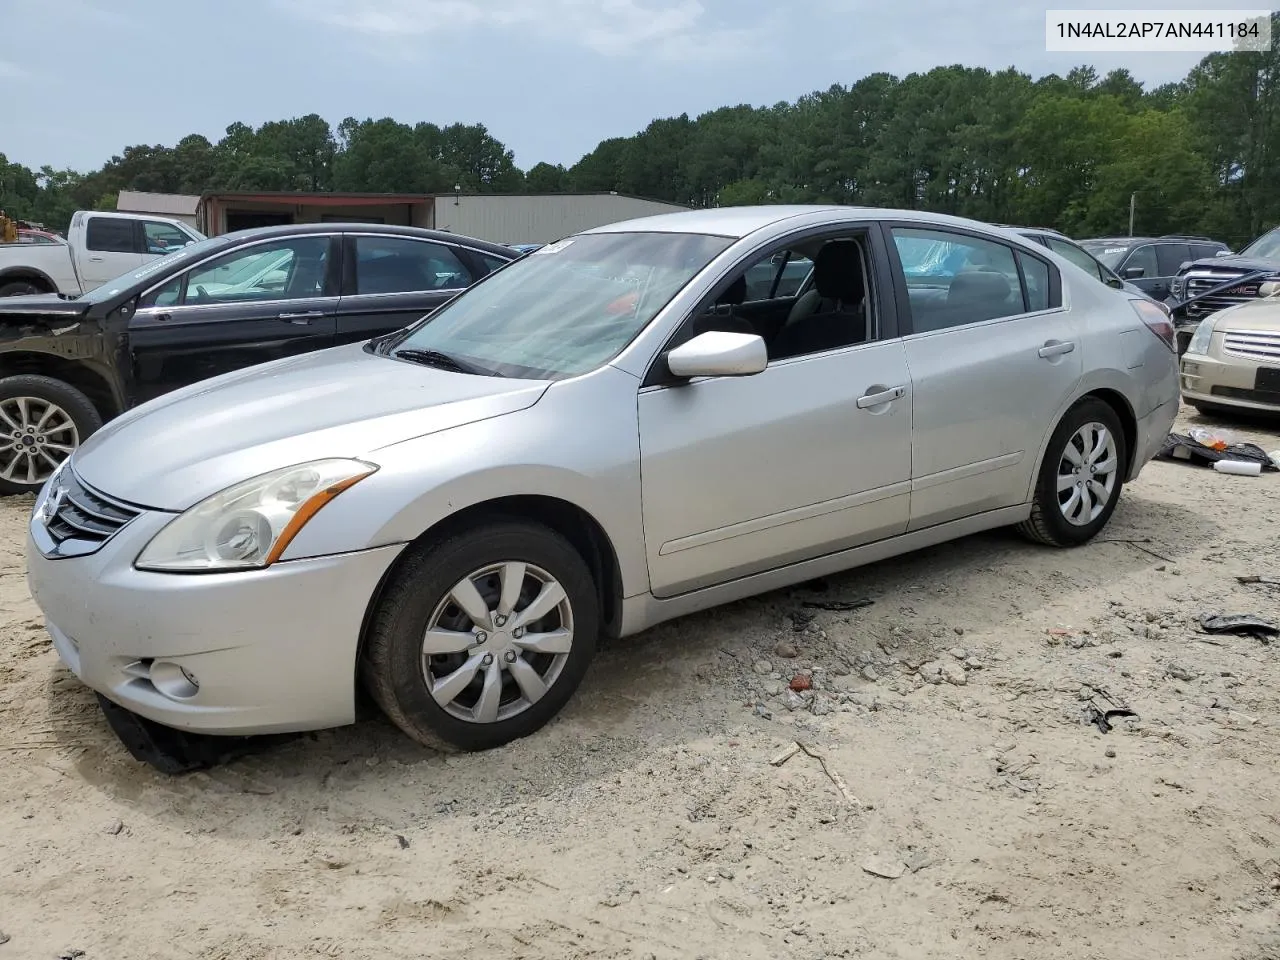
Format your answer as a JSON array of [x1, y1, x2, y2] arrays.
[[0, 375, 102, 495], [0, 280, 45, 297]]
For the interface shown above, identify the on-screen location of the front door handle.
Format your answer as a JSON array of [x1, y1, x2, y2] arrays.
[[856, 384, 907, 409], [278, 310, 324, 325], [1038, 340, 1076, 359], [89, 256, 104, 262]]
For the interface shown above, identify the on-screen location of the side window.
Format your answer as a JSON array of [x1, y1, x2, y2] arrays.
[[143, 221, 192, 255], [688, 234, 872, 362], [354, 236, 473, 295], [891, 227, 1029, 333], [479, 253, 511, 275], [178, 237, 330, 305], [85, 217, 138, 254], [1193, 242, 1226, 260], [1122, 244, 1158, 279], [1019, 253, 1050, 311], [1045, 237, 1104, 283], [1156, 242, 1191, 276]]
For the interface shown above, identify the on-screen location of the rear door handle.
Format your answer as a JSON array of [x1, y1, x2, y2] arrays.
[[89, 256, 104, 262], [856, 385, 907, 409], [278, 310, 325, 325], [1038, 340, 1076, 359]]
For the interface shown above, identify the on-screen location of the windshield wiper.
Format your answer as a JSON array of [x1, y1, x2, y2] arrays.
[[392, 348, 493, 376]]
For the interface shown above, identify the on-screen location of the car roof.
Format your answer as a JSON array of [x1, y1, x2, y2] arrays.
[[581, 205, 1034, 240], [215, 222, 516, 258]]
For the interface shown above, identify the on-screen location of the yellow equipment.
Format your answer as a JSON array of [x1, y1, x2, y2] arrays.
[[0, 212, 16, 244]]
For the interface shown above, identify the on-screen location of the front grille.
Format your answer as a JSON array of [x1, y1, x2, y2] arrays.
[[1223, 329, 1280, 361], [43, 470, 141, 549], [1184, 270, 1266, 319]]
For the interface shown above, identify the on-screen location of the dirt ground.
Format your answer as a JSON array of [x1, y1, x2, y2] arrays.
[[3, 405, 1280, 960]]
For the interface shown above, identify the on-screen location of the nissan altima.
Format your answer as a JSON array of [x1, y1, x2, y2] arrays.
[[26, 205, 1180, 759]]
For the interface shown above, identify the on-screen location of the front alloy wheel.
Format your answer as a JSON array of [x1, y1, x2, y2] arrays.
[[363, 519, 597, 751]]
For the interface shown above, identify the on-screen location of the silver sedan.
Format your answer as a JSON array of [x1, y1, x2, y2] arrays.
[[26, 206, 1180, 755]]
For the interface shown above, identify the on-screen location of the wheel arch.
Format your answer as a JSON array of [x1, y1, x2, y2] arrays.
[[1025, 381, 1140, 503], [0, 352, 123, 422], [0, 267, 59, 293], [355, 494, 627, 670]]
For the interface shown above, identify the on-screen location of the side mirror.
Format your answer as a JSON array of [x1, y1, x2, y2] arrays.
[[1259, 281, 1280, 298], [1123, 266, 1146, 279], [666, 331, 768, 379], [1105, 276, 1124, 289]]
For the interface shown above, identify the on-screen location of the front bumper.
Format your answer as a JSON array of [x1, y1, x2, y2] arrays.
[[1181, 353, 1280, 413], [26, 503, 406, 736]]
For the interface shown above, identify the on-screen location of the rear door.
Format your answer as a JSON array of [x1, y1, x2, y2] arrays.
[[885, 223, 1082, 530], [78, 216, 144, 288], [127, 234, 339, 403], [335, 234, 487, 346]]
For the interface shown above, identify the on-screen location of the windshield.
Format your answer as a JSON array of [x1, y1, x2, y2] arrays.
[[389, 231, 734, 379], [1080, 241, 1130, 269], [77, 235, 234, 304], [1241, 227, 1280, 260]]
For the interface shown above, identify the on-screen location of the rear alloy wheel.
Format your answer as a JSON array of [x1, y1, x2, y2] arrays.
[[0, 375, 102, 495], [362, 520, 597, 751], [1017, 398, 1127, 547]]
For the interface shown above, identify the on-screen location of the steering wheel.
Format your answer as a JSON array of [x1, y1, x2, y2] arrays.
[[193, 284, 210, 302]]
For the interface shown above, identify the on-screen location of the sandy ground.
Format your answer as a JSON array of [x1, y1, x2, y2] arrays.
[[3, 405, 1280, 960]]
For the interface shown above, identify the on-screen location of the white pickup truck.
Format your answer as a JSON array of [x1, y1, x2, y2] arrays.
[[0, 210, 205, 297]]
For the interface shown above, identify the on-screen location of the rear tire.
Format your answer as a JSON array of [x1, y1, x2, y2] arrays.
[[362, 519, 598, 752], [0, 280, 46, 297], [0, 375, 102, 495], [1017, 398, 1128, 547]]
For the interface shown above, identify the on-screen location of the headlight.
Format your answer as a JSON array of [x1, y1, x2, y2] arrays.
[[1170, 276, 1185, 298], [135, 459, 377, 572], [1187, 316, 1216, 356]]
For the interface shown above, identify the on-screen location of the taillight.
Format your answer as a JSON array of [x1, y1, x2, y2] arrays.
[[1131, 299, 1176, 352]]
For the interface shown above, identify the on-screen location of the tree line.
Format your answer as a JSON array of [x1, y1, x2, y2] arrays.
[[2, 19, 1277, 248]]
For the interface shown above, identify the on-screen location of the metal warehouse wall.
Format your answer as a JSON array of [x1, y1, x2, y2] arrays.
[[431, 194, 689, 244]]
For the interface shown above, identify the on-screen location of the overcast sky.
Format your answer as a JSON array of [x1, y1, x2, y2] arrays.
[[2, 0, 1220, 175]]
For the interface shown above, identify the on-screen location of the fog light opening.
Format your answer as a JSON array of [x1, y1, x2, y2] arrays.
[[148, 660, 200, 700]]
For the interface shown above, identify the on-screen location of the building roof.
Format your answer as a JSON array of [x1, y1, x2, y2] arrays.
[[117, 190, 200, 216]]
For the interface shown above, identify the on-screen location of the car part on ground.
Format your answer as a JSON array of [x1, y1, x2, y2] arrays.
[[24, 204, 1179, 765]]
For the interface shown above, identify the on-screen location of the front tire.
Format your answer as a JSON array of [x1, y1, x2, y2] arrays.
[[0, 375, 102, 495], [1017, 398, 1127, 547], [362, 519, 598, 752]]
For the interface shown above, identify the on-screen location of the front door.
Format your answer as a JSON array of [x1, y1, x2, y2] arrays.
[[335, 234, 481, 346], [638, 226, 913, 597], [80, 216, 144, 288], [128, 234, 339, 403], [885, 224, 1083, 529]]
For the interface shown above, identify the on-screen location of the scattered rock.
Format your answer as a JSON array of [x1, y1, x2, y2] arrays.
[[940, 663, 967, 686], [785, 691, 807, 712], [104, 818, 123, 836], [57, 952, 85, 960], [918, 662, 944, 684], [396, 834, 410, 849], [861, 665, 879, 683], [965, 658, 984, 671], [862, 854, 907, 879], [763, 680, 784, 697], [718, 866, 735, 880], [753, 703, 773, 719], [811, 697, 834, 717], [949, 648, 966, 660], [753, 660, 773, 675], [904, 850, 935, 873], [954, 627, 965, 636], [317, 854, 348, 870], [1166, 662, 1197, 683], [774, 640, 799, 659], [1105, 748, 1116, 759], [0, 931, 8, 946]]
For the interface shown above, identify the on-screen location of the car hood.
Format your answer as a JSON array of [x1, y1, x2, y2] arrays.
[[1210, 297, 1280, 332], [1183, 255, 1280, 275], [73, 342, 551, 510], [0, 293, 91, 320]]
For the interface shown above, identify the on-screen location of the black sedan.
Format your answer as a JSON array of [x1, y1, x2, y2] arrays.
[[0, 223, 516, 493]]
